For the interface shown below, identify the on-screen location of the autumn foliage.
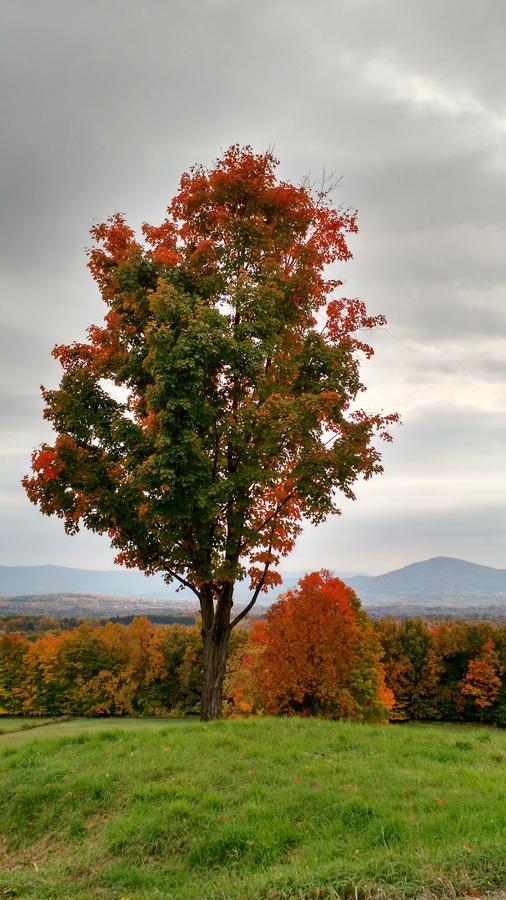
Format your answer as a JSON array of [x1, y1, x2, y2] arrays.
[[2, 608, 506, 723], [22, 145, 397, 718], [0, 619, 203, 717], [460, 637, 502, 709], [376, 619, 506, 723], [226, 572, 393, 722]]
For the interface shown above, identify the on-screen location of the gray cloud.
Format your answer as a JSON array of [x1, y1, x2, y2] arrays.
[[1, 0, 505, 573]]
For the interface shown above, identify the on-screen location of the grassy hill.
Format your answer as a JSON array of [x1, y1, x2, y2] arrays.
[[1, 717, 505, 898]]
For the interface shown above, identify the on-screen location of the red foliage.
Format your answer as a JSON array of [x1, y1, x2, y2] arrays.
[[230, 571, 392, 721], [88, 213, 139, 295], [31, 447, 64, 482]]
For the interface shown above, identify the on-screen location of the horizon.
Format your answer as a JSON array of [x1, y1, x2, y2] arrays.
[[1, 553, 505, 581]]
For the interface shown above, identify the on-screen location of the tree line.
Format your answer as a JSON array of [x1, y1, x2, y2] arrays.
[[376, 618, 506, 724], [0, 613, 198, 635], [1, 572, 506, 725]]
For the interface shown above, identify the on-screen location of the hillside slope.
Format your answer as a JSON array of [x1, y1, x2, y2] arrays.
[[1, 717, 505, 898]]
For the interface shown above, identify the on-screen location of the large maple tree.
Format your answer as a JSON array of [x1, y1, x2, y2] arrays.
[[23, 146, 397, 719]]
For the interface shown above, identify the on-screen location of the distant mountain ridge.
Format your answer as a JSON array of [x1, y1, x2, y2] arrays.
[[1, 558, 505, 613], [0, 565, 357, 602], [0, 565, 175, 599], [347, 556, 506, 602]]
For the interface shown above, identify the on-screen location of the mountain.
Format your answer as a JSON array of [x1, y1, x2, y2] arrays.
[[0, 566, 360, 620], [347, 557, 506, 605], [2, 558, 505, 619]]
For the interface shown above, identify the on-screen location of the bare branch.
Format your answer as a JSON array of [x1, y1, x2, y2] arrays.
[[165, 569, 201, 600], [230, 527, 275, 628], [230, 560, 272, 629]]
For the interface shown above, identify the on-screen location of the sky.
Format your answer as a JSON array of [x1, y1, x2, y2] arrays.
[[1, 0, 505, 576]]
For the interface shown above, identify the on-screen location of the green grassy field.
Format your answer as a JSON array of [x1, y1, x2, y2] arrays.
[[0, 718, 54, 734], [1, 717, 505, 899], [0, 716, 182, 744]]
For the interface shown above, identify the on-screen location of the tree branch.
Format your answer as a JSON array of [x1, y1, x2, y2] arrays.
[[230, 524, 275, 629], [252, 489, 297, 534], [230, 561, 271, 629], [165, 569, 201, 599]]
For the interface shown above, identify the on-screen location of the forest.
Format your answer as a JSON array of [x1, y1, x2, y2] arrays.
[[1, 571, 505, 725]]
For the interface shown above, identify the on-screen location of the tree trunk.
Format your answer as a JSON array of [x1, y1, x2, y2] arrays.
[[200, 623, 231, 721], [200, 582, 234, 721]]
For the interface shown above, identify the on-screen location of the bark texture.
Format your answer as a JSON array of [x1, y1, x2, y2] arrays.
[[200, 583, 233, 721]]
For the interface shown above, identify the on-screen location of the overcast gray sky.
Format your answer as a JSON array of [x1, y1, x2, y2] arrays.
[[1, 0, 505, 575]]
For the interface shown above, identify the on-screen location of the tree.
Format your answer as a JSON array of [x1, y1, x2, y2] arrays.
[[0, 635, 27, 715], [229, 571, 393, 721], [23, 146, 397, 720], [461, 637, 502, 714], [375, 619, 435, 720]]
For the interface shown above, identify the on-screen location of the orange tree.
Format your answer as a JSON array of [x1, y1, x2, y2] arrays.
[[461, 636, 503, 715], [23, 146, 397, 720], [228, 571, 393, 721]]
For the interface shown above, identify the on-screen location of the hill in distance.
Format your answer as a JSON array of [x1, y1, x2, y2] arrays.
[[1, 557, 505, 620], [0, 565, 360, 603], [0, 565, 176, 599], [348, 556, 506, 600]]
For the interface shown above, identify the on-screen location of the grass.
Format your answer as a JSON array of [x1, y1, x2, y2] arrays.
[[0, 716, 61, 735], [0, 718, 54, 734], [0, 716, 182, 745], [0, 718, 505, 898]]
